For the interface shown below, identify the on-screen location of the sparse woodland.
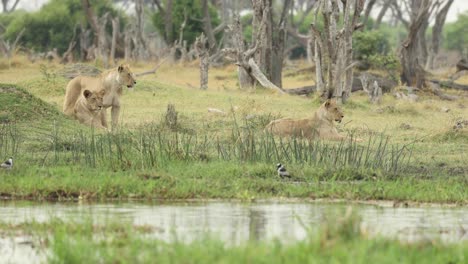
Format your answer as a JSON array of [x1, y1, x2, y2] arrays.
[[0, 0, 465, 95]]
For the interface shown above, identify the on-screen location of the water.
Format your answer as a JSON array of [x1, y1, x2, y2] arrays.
[[0, 200, 466, 263]]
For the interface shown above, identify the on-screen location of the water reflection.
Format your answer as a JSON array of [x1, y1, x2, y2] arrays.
[[0, 200, 466, 245]]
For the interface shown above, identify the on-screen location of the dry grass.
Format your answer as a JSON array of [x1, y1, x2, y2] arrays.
[[0, 56, 467, 159]]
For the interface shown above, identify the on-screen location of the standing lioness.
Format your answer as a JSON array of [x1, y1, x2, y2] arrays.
[[63, 64, 136, 129], [265, 99, 360, 141]]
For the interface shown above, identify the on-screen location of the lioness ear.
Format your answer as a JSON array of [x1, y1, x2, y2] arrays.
[[325, 99, 331, 108], [118, 64, 124, 73], [83, 90, 92, 98]]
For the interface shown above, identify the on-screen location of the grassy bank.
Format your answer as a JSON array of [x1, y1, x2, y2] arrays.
[[0, 62, 467, 203], [2, 214, 466, 264], [0, 163, 466, 203]]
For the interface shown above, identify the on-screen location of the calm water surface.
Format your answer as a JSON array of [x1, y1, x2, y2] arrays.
[[0, 200, 466, 263]]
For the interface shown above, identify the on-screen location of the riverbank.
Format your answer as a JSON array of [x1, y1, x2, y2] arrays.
[[0, 62, 467, 203], [0, 163, 466, 204]]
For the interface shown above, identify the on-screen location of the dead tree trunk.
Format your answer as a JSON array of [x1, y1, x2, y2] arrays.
[[0, 27, 24, 58], [60, 27, 77, 64], [110, 17, 120, 65], [79, 24, 91, 61], [195, 33, 209, 90], [81, 0, 109, 65], [134, 0, 147, 61], [400, 0, 431, 88], [310, 0, 364, 102], [124, 26, 132, 62], [271, 0, 291, 88], [363, 0, 377, 26], [224, 15, 255, 89], [223, 15, 285, 94], [426, 0, 454, 69], [252, 0, 274, 86], [201, 0, 217, 52], [360, 74, 382, 104]]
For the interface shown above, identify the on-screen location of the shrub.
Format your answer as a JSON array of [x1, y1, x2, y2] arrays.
[[2, 0, 123, 54]]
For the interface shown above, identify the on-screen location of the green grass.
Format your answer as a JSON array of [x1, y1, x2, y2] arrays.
[[0, 83, 65, 123], [1, 214, 466, 264], [0, 163, 466, 203]]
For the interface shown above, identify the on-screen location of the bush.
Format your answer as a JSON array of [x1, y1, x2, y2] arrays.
[[151, 0, 220, 45], [1, 0, 123, 54], [443, 11, 468, 54], [353, 30, 390, 61], [368, 54, 400, 72]]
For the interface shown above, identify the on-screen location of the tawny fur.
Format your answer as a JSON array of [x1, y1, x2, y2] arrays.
[[73, 90, 107, 130], [265, 99, 360, 141], [63, 64, 136, 129]]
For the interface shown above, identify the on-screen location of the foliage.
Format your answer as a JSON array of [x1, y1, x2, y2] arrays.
[[443, 11, 468, 54], [367, 54, 400, 72], [151, 0, 221, 45], [353, 30, 390, 61], [0, 9, 26, 28], [1, 0, 122, 54]]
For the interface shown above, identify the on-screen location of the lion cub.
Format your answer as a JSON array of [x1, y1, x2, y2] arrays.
[[73, 89, 107, 130], [265, 99, 361, 141]]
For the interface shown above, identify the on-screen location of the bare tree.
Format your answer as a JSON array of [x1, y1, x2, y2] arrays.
[[286, 1, 317, 63], [81, 0, 109, 65], [251, 0, 291, 88], [222, 15, 285, 94], [110, 17, 120, 65], [153, 0, 174, 44], [310, 0, 364, 102], [134, 0, 148, 60], [0, 27, 24, 58], [426, 0, 454, 69], [363, 0, 377, 26], [194, 33, 209, 90], [399, 0, 432, 88], [1, 0, 19, 13]]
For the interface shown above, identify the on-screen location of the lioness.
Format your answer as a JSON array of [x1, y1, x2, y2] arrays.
[[63, 64, 136, 129], [74, 89, 106, 130], [265, 99, 361, 141]]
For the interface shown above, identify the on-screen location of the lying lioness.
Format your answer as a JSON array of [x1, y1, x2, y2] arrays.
[[265, 99, 360, 141], [73, 89, 107, 130]]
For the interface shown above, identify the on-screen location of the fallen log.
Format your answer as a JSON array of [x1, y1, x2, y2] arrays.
[[248, 58, 286, 94], [285, 85, 316, 95], [429, 79, 468, 91], [136, 58, 167, 77], [428, 82, 459, 101], [285, 72, 397, 96]]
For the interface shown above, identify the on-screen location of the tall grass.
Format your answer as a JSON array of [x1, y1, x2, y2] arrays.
[[0, 115, 413, 177]]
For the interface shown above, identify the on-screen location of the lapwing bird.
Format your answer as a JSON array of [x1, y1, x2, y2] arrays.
[[276, 163, 291, 179], [1, 157, 13, 170]]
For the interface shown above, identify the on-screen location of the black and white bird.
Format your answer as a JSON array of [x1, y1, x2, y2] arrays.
[[1, 157, 13, 170], [276, 163, 291, 179]]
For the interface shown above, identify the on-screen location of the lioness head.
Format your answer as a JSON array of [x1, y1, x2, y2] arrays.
[[324, 99, 344, 123], [118, 64, 137, 89], [83, 89, 105, 112]]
